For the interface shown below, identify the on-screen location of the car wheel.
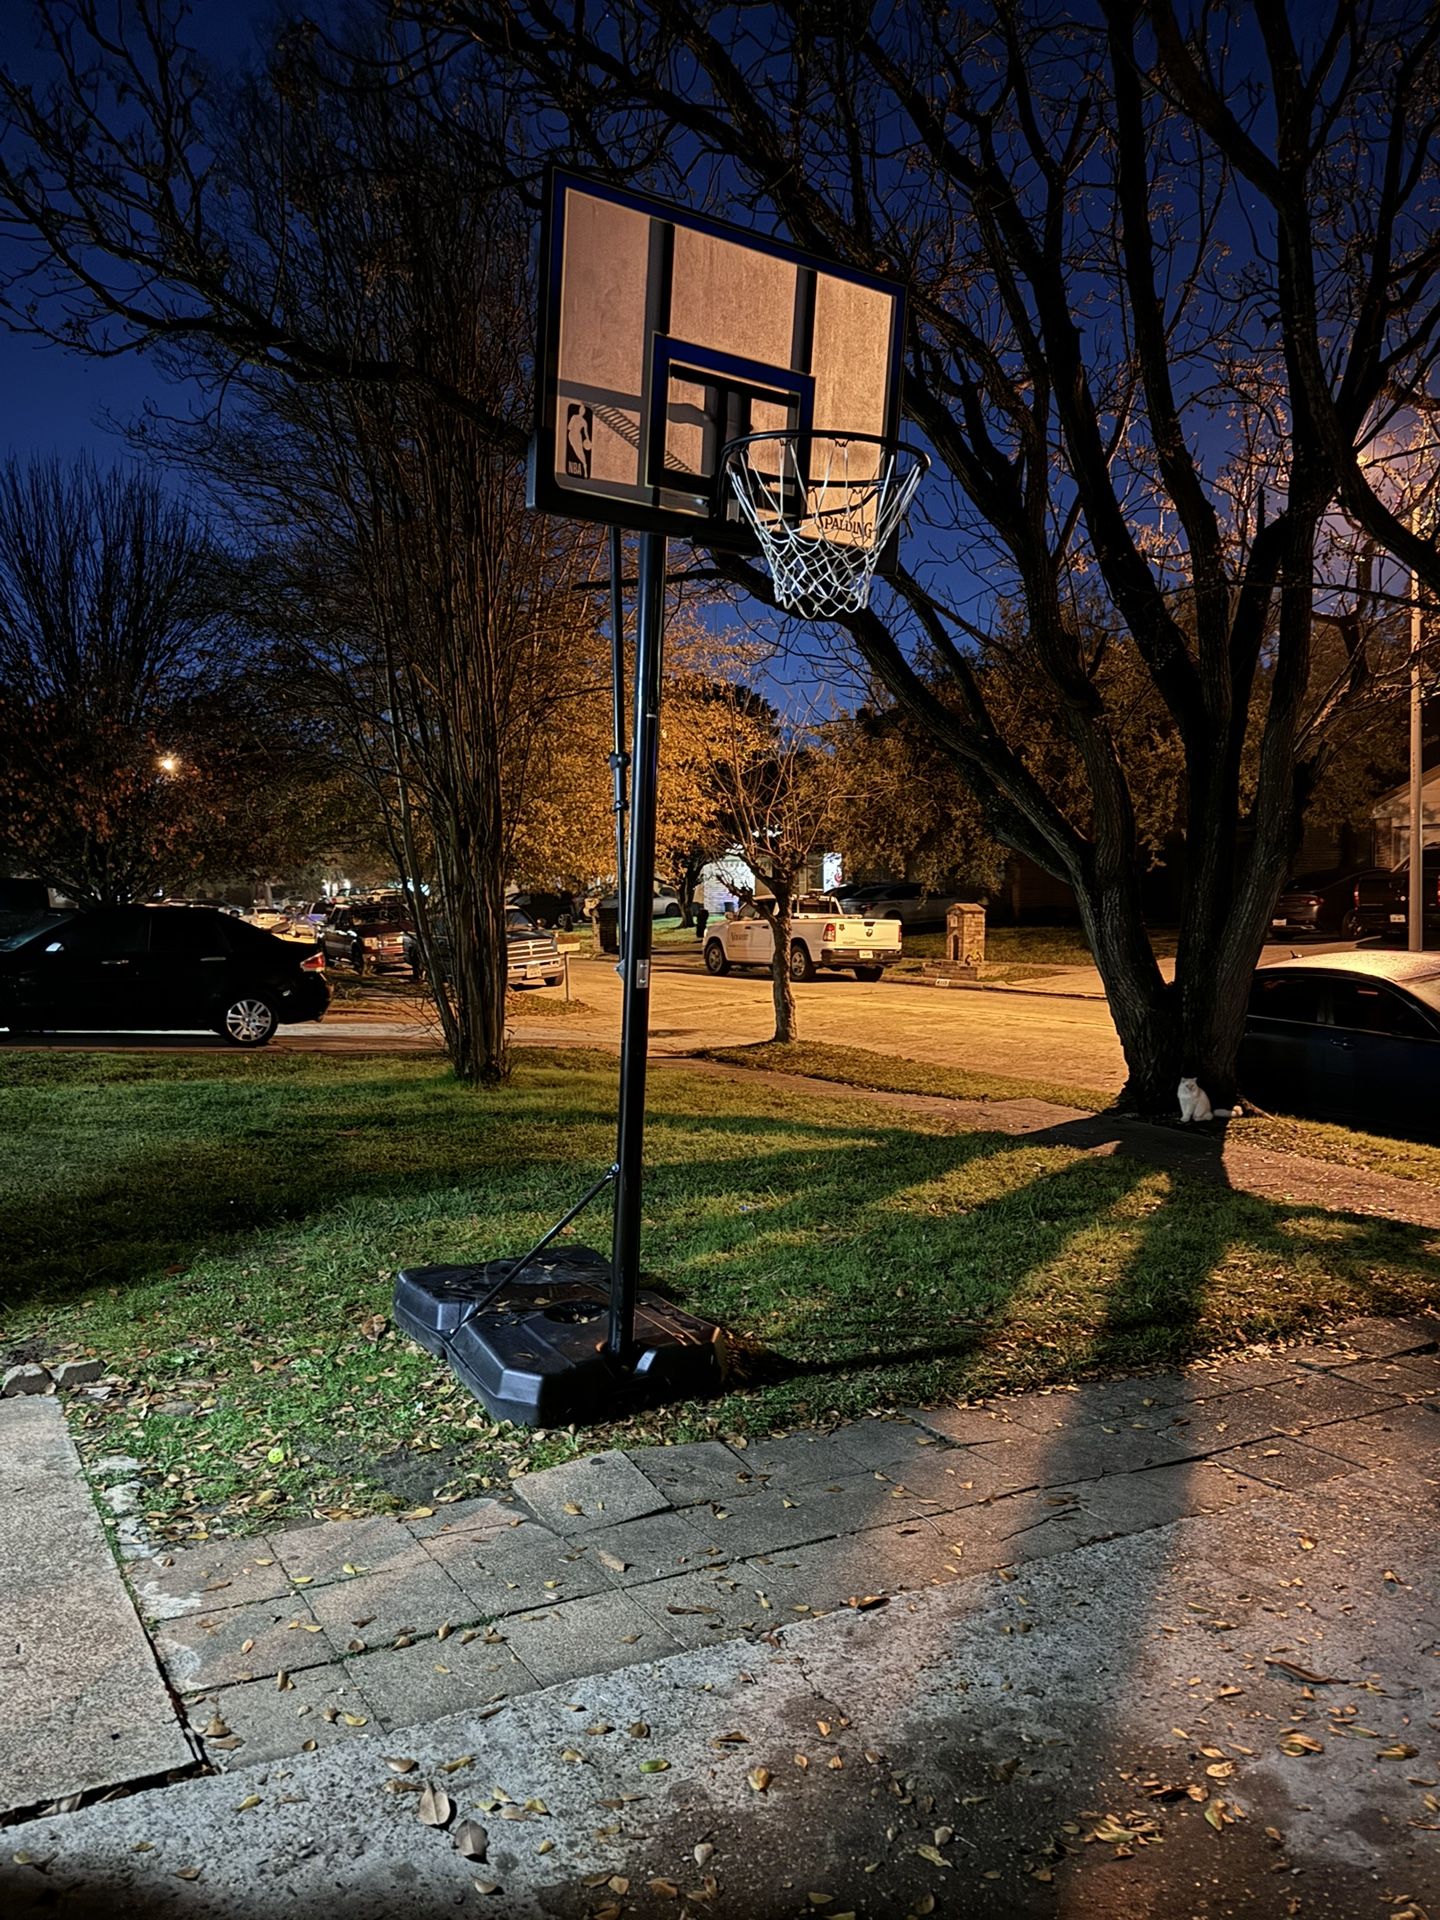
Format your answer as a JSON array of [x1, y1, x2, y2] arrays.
[[703, 939, 731, 976], [1340, 909, 1364, 939], [789, 941, 816, 982], [216, 995, 277, 1047], [854, 965, 884, 982]]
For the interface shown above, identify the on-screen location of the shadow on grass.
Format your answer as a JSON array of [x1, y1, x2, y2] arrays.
[[6, 1056, 1438, 1419]]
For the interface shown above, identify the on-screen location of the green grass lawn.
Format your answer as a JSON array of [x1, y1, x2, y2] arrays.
[[700, 1040, 1440, 1188], [3, 1046, 1435, 1547]]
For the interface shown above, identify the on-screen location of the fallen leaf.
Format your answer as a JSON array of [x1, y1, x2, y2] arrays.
[[1265, 1658, 1340, 1685], [748, 1767, 772, 1793], [694, 1842, 715, 1868], [234, 1794, 261, 1812], [341, 1713, 368, 1727], [1381, 1744, 1420, 1760], [915, 1843, 950, 1868], [1278, 1732, 1324, 1757], [597, 1551, 628, 1573], [846, 1594, 887, 1611], [649, 1879, 680, 1897], [385, 1757, 419, 1774], [639, 1759, 671, 1774], [174, 1867, 202, 1881], [417, 1783, 453, 1828]]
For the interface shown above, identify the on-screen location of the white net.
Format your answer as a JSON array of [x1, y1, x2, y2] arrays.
[[722, 432, 927, 618]]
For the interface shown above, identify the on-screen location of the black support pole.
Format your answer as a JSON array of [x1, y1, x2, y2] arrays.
[[608, 525, 629, 948], [609, 530, 666, 1361]]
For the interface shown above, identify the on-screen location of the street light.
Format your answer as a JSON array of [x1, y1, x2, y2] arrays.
[[157, 754, 180, 775]]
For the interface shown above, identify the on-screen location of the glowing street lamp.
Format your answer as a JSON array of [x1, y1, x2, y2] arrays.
[[157, 754, 180, 775]]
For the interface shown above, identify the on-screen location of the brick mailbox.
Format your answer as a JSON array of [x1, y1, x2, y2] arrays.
[[923, 902, 987, 985]]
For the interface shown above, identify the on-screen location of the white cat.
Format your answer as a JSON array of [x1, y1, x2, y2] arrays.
[[1177, 1076, 1236, 1123]]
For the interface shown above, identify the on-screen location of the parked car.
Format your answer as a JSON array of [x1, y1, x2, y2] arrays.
[[1239, 950, 1440, 1133], [320, 901, 415, 973], [507, 888, 581, 931], [1382, 849, 1440, 941], [703, 894, 904, 981], [593, 885, 683, 923], [1269, 866, 1392, 938], [0, 905, 329, 1047], [406, 908, 564, 988], [836, 881, 962, 929]]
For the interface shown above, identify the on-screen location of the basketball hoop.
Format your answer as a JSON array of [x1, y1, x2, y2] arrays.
[[721, 430, 928, 619]]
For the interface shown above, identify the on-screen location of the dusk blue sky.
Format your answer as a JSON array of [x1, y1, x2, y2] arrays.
[[0, 1, 275, 474]]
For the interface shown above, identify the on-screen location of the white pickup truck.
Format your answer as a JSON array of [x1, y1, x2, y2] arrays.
[[702, 894, 904, 982]]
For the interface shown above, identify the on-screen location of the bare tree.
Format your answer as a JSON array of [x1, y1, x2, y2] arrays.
[[0, 10, 603, 1080], [707, 690, 859, 1043], [398, 0, 1440, 1107], [0, 454, 234, 903], [7, 4, 1440, 1099]]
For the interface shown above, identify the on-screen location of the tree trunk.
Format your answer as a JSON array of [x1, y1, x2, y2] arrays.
[[766, 888, 797, 1043], [431, 757, 510, 1086]]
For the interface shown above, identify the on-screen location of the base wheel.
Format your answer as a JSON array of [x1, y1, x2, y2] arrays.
[[703, 939, 731, 976], [788, 942, 816, 982]]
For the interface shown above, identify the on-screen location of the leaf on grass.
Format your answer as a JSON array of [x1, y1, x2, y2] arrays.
[[417, 1784, 453, 1828]]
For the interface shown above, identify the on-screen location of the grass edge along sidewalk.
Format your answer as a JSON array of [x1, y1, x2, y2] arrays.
[[3, 1045, 1438, 1543]]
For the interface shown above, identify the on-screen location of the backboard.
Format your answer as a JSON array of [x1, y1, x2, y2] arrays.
[[530, 170, 909, 549]]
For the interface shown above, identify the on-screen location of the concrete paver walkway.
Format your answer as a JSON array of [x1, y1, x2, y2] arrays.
[[92, 1312, 1440, 1788], [5, 1313, 1440, 1916]]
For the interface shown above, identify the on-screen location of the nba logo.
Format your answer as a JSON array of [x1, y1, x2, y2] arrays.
[[565, 403, 593, 478]]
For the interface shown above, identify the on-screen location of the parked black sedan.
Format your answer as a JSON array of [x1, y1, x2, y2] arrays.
[[1270, 865, 1392, 937], [0, 905, 330, 1046], [1239, 951, 1440, 1133]]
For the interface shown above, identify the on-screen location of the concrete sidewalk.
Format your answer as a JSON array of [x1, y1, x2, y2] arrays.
[[5, 1313, 1439, 1915], [0, 1401, 191, 1818]]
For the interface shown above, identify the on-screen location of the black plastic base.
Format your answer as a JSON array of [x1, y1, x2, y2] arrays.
[[393, 1247, 611, 1357], [394, 1247, 728, 1428]]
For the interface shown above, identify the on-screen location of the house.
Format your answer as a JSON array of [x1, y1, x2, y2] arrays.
[[1372, 768, 1440, 866]]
